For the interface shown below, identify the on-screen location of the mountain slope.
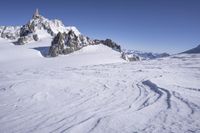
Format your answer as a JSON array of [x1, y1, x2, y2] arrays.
[[182, 44, 200, 54]]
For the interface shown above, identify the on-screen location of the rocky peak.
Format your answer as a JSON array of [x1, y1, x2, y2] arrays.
[[32, 8, 40, 19], [67, 30, 77, 39]]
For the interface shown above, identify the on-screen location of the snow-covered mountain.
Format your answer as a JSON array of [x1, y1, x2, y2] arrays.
[[0, 9, 122, 58], [16, 9, 91, 46], [123, 49, 170, 60], [0, 26, 21, 40], [0, 10, 82, 42], [0, 9, 94, 47]]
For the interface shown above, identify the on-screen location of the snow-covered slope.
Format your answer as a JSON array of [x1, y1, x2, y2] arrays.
[[0, 37, 200, 133], [0, 38, 124, 69]]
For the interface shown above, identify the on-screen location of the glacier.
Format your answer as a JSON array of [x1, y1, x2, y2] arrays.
[[0, 38, 200, 133]]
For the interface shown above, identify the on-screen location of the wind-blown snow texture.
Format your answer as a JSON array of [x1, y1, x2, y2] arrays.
[[0, 38, 200, 133]]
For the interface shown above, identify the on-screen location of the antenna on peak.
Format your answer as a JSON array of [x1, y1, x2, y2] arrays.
[[33, 8, 40, 19]]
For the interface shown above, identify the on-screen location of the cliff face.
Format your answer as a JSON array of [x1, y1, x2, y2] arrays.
[[49, 30, 96, 57]]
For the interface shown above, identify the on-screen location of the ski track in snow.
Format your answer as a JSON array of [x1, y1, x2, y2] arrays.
[[0, 42, 200, 132]]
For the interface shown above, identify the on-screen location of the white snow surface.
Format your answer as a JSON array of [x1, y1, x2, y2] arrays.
[[0, 38, 200, 133]]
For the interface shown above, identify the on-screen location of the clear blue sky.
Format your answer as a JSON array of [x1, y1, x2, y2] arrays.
[[0, 0, 200, 53]]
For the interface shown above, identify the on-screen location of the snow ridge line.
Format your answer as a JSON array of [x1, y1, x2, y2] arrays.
[[60, 115, 95, 133], [88, 118, 102, 133], [142, 80, 171, 109], [172, 91, 200, 114]]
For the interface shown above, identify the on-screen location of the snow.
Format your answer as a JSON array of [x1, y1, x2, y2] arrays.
[[49, 19, 81, 36], [0, 38, 200, 133], [0, 38, 124, 70], [0, 26, 21, 40], [32, 16, 81, 37], [34, 29, 52, 39]]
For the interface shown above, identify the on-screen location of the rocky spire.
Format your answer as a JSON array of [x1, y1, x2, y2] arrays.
[[32, 8, 40, 19]]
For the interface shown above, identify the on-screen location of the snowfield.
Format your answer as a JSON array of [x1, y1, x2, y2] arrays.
[[0, 38, 200, 133]]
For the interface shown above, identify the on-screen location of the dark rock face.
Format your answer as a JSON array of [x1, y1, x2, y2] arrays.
[[49, 32, 65, 57], [65, 30, 79, 49], [182, 45, 200, 54], [20, 25, 33, 37], [48, 32, 123, 57], [16, 35, 33, 45], [48, 31, 87, 57], [94, 39, 121, 52], [33, 34, 39, 41], [33, 8, 40, 19]]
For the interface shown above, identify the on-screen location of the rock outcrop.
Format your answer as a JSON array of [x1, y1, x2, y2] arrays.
[[94, 39, 121, 52], [49, 32, 65, 57], [121, 52, 140, 62], [48, 30, 93, 57]]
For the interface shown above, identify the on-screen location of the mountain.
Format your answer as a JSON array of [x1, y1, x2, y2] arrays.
[[0, 9, 94, 46], [123, 49, 170, 60], [0, 9, 122, 57], [16, 9, 88, 45], [0, 9, 81, 42], [0, 9, 169, 60], [182, 44, 200, 54], [0, 26, 21, 40]]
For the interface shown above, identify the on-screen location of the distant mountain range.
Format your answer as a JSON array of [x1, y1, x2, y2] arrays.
[[122, 49, 170, 60]]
